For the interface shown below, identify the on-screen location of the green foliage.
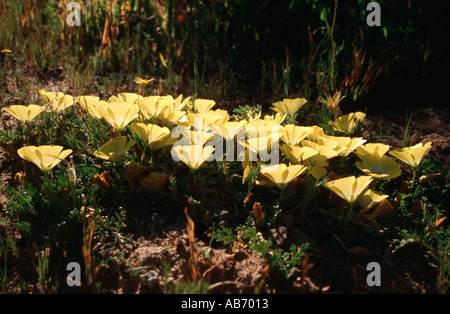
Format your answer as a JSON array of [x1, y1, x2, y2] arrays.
[[231, 104, 262, 122]]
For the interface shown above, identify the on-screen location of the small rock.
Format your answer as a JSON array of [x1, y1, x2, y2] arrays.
[[140, 270, 160, 289]]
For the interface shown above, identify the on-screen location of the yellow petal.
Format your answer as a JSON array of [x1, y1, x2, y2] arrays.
[[2, 105, 45, 123], [129, 123, 171, 149], [97, 102, 139, 131], [329, 111, 366, 135], [354, 143, 390, 158], [355, 154, 402, 180], [358, 189, 389, 210], [260, 163, 307, 190], [171, 144, 215, 170], [94, 137, 135, 162], [324, 175, 372, 203], [18, 145, 72, 172], [39, 90, 74, 112], [281, 125, 312, 146], [271, 98, 307, 116], [390, 142, 432, 168], [193, 99, 216, 113]]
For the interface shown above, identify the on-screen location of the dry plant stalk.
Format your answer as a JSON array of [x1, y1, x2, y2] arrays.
[[82, 220, 97, 289], [184, 206, 200, 281], [67, 155, 77, 204]]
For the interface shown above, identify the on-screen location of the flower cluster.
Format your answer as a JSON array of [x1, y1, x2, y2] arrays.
[[1, 84, 433, 224]]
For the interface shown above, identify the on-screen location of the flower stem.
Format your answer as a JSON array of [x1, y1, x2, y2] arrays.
[[140, 144, 148, 164], [43, 171, 51, 196], [410, 167, 417, 191], [347, 201, 355, 222]]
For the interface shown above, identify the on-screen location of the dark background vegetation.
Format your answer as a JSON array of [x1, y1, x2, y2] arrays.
[[1, 0, 449, 113]]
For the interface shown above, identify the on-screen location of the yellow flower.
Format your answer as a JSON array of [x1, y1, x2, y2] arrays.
[[316, 135, 366, 156], [301, 140, 338, 160], [179, 128, 215, 146], [138, 96, 170, 119], [323, 175, 373, 204], [171, 144, 215, 171], [357, 189, 389, 211], [109, 92, 143, 104], [314, 135, 340, 151], [354, 143, 390, 158], [75, 95, 100, 109], [150, 135, 179, 151], [271, 98, 307, 117], [281, 125, 312, 146], [355, 154, 402, 180], [244, 120, 284, 159], [263, 112, 287, 125], [2, 104, 45, 123], [318, 91, 345, 111], [259, 163, 307, 190], [176, 96, 193, 111], [121, 4, 132, 11], [193, 98, 216, 113], [389, 142, 432, 168], [96, 101, 139, 131], [209, 121, 247, 141], [186, 111, 224, 127], [94, 137, 136, 162], [212, 108, 230, 124], [242, 161, 252, 184], [75, 96, 104, 118], [128, 122, 171, 150], [244, 119, 285, 139], [140, 172, 169, 194], [307, 125, 327, 141], [341, 137, 367, 156], [87, 101, 107, 119], [75, 95, 100, 107], [280, 144, 318, 164], [246, 135, 274, 157], [158, 106, 186, 127], [1, 49, 11, 53], [329, 111, 366, 135], [302, 148, 335, 180], [135, 77, 154, 87], [155, 95, 175, 108], [39, 89, 74, 112], [17, 145, 73, 173]]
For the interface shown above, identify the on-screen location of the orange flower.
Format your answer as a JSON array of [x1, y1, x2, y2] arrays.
[[135, 77, 154, 87], [435, 217, 447, 227], [244, 192, 255, 207], [93, 171, 115, 194], [14, 172, 29, 186], [253, 202, 265, 225], [140, 171, 169, 194]]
